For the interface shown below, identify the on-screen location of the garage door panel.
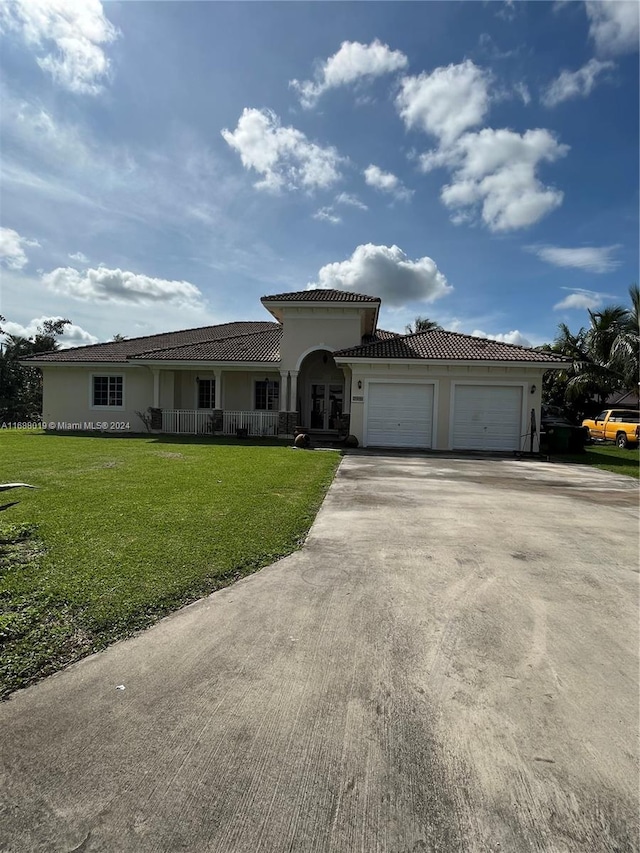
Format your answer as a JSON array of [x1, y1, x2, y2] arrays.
[[367, 383, 433, 448], [452, 385, 522, 451]]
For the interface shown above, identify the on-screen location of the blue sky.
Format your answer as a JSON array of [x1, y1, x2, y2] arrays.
[[1, 0, 638, 349]]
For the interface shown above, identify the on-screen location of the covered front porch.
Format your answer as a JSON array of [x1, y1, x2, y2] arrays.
[[146, 360, 351, 438]]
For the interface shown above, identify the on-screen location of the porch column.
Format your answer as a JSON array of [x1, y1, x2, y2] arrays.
[[214, 370, 222, 409], [289, 370, 299, 416], [279, 370, 288, 412], [152, 369, 160, 407], [342, 368, 351, 415]]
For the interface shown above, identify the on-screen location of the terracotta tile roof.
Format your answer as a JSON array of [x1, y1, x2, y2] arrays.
[[23, 322, 280, 363], [261, 288, 380, 303], [335, 329, 571, 363], [131, 326, 282, 362], [362, 329, 401, 343]]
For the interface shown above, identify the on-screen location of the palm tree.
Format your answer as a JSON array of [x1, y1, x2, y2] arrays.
[[610, 284, 639, 391], [405, 316, 442, 334]]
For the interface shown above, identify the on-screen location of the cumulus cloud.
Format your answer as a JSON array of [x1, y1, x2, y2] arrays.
[[471, 329, 532, 347], [364, 164, 413, 201], [290, 39, 408, 108], [308, 244, 453, 307], [0, 226, 40, 269], [0, 0, 119, 95], [221, 108, 343, 192], [421, 128, 569, 231], [1, 316, 99, 348], [68, 251, 89, 263], [396, 60, 492, 146], [586, 1, 639, 57], [41, 266, 204, 306], [553, 289, 605, 311], [542, 58, 615, 107], [527, 243, 621, 273]]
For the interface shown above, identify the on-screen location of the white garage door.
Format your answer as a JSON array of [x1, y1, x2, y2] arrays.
[[366, 382, 433, 448], [452, 385, 522, 451]]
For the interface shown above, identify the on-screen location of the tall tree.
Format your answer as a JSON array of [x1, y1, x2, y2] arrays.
[[0, 317, 70, 422]]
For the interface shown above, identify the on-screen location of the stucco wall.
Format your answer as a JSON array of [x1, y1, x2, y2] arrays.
[[344, 362, 545, 451], [279, 308, 363, 370], [41, 366, 154, 433]]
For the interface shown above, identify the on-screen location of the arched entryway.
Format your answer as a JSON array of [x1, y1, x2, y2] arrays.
[[297, 349, 345, 431]]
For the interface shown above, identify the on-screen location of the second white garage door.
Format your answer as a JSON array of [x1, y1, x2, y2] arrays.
[[452, 384, 522, 451], [366, 382, 434, 448]]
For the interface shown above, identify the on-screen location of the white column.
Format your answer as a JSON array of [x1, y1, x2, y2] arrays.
[[289, 370, 299, 413], [152, 369, 160, 408], [214, 370, 222, 409], [342, 368, 351, 415], [279, 370, 288, 412]]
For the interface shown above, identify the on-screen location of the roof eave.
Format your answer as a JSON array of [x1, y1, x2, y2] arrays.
[[333, 356, 570, 369]]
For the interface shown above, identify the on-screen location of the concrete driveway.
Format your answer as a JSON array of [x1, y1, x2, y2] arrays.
[[1, 454, 638, 852]]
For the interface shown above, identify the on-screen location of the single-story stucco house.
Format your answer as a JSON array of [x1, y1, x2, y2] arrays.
[[25, 289, 569, 452]]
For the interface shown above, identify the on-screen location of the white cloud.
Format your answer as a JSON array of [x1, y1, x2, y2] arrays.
[[308, 243, 453, 307], [553, 290, 604, 311], [41, 266, 204, 307], [313, 207, 341, 225], [68, 251, 89, 263], [586, 1, 639, 57], [290, 39, 408, 108], [335, 192, 368, 210], [471, 329, 532, 346], [364, 164, 413, 201], [221, 108, 343, 192], [0, 226, 40, 269], [421, 127, 569, 232], [514, 82, 531, 105], [1, 316, 98, 347], [0, 0, 119, 95], [396, 60, 492, 146], [528, 244, 621, 273], [542, 58, 615, 107]]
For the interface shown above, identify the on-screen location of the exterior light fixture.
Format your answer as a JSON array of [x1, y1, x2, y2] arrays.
[[357, 380, 362, 390], [531, 384, 536, 394]]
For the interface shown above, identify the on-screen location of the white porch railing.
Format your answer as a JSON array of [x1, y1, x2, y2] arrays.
[[162, 410, 213, 435], [222, 410, 279, 437], [161, 409, 279, 437]]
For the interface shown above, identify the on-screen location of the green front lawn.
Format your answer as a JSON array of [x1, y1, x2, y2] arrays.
[[0, 432, 340, 697], [556, 443, 640, 478]]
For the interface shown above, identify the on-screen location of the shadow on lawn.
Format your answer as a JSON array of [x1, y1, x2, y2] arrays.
[[558, 448, 639, 470], [32, 431, 313, 448]]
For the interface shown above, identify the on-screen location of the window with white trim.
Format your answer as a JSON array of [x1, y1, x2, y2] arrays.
[[255, 380, 279, 411], [93, 375, 123, 407], [198, 379, 215, 409]]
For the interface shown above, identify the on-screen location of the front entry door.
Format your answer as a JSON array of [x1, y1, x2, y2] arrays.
[[310, 383, 343, 430]]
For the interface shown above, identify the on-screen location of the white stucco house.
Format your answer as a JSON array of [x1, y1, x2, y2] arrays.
[[25, 289, 569, 451]]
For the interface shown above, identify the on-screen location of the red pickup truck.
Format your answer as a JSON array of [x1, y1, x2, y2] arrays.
[[581, 409, 640, 449]]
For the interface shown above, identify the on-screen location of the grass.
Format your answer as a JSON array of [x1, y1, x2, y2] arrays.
[[0, 432, 340, 698], [554, 443, 640, 479]]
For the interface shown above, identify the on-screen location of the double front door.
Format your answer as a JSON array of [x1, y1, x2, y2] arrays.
[[310, 383, 344, 430]]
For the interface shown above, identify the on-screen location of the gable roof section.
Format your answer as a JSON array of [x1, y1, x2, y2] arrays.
[[261, 289, 380, 304], [334, 329, 571, 363], [130, 326, 282, 362], [23, 322, 280, 364]]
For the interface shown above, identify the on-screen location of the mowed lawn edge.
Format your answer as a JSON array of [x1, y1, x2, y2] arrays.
[[0, 432, 341, 698]]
